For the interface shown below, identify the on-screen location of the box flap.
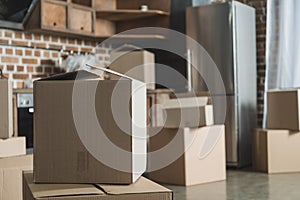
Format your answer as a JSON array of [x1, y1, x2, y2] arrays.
[[23, 172, 104, 198], [86, 64, 144, 84], [0, 154, 32, 168], [97, 177, 171, 195], [163, 97, 208, 109], [36, 70, 100, 81]]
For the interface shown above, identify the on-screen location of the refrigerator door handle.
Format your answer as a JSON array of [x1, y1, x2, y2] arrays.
[[187, 49, 193, 92]]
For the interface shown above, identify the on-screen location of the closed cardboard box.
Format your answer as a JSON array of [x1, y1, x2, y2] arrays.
[[23, 171, 172, 200], [110, 50, 155, 90], [147, 125, 226, 186], [0, 79, 13, 138], [267, 89, 300, 130], [34, 70, 147, 184], [0, 154, 33, 200], [253, 129, 300, 174], [163, 97, 213, 128], [0, 137, 26, 158]]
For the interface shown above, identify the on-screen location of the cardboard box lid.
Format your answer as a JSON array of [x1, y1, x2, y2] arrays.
[[0, 137, 26, 158], [0, 154, 32, 167], [24, 172, 172, 199], [163, 97, 209, 109]]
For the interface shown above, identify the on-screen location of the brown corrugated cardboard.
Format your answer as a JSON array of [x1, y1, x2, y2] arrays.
[[253, 129, 300, 174], [0, 154, 33, 200], [34, 70, 147, 184], [23, 171, 173, 200], [267, 89, 300, 130], [0, 137, 26, 158], [110, 50, 155, 90], [163, 97, 213, 128], [147, 125, 226, 186], [0, 79, 13, 138]]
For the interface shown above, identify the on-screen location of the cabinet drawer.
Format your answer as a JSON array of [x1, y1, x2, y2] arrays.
[[69, 7, 93, 33], [42, 1, 67, 30]]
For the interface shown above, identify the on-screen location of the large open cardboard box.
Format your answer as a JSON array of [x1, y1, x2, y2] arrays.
[[34, 70, 147, 184]]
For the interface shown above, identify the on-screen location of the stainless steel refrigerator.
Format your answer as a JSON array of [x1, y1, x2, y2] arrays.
[[186, 1, 257, 167]]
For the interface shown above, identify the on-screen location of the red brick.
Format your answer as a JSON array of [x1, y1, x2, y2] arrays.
[[34, 50, 41, 57], [22, 58, 38, 65], [32, 42, 47, 49], [0, 65, 3, 70], [6, 65, 14, 71], [49, 44, 62, 50], [13, 74, 29, 80], [17, 66, 24, 72], [68, 39, 75, 44], [34, 34, 41, 40], [32, 74, 47, 79], [41, 59, 55, 65], [43, 51, 50, 57], [11, 40, 28, 46], [52, 36, 59, 42], [25, 50, 32, 56], [2, 56, 19, 63], [95, 49, 106, 54], [52, 52, 59, 58], [81, 47, 93, 53], [61, 37, 67, 43], [66, 46, 78, 52], [14, 32, 23, 39], [27, 66, 34, 72], [43, 35, 50, 41], [4, 31, 12, 38], [0, 48, 2, 54], [6, 48, 13, 55], [16, 49, 23, 56], [25, 33, 32, 40], [16, 82, 24, 89], [35, 67, 43, 73], [0, 39, 9, 44]]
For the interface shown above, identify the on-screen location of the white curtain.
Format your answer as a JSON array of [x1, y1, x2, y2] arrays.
[[264, 0, 300, 126]]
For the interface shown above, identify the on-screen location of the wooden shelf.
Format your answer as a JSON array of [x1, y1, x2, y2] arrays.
[[96, 9, 169, 21]]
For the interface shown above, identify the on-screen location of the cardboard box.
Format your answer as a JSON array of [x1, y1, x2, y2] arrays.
[[23, 171, 172, 200], [34, 70, 147, 184], [147, 125, 226, 186], [163, 97, 213, 128], [0, 154, 33, 200], [0, 79, 13, 138], [110, 50, 155, 90], [253, 129, 300, 174], [267, 89, 300, 130], [0, 137, 26, 158]]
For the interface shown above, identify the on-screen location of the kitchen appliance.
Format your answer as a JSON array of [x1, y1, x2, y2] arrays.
[[17, 93, 34, 148], [186, 1, 257, 167]]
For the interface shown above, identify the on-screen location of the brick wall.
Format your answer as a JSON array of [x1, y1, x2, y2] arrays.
[[228, 0, 267, 127], [0, 29, 111, 88]]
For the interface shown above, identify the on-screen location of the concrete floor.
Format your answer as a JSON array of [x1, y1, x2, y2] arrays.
[[166, 170, 300, 200]]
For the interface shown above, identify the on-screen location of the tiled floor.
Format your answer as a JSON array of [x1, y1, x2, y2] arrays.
[[166, 170, 300, 200]]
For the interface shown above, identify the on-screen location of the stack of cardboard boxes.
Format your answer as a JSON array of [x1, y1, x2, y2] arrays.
[[0, 75, 32, 200], [147, 96, 227, 186], [23, 70, 173, 200], [253, 89, 300, 173]]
